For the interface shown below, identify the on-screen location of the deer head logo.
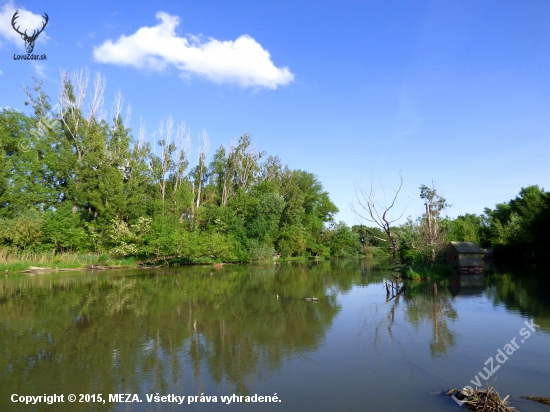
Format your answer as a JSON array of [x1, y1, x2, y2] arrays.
[[11, 10, 49, 54]]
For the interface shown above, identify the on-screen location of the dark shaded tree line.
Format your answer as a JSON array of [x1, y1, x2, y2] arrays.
[[0, 72, 360, 262], [355, 182, 550, 265], [439, 184, 550, 263]]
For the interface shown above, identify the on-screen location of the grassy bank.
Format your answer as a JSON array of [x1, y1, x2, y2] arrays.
[[1, 248, 257, 273], [1, 247, 362, 274], [0, 248, 138, 272], [402, 263, 455, 280], [279, 256, 326, 261]]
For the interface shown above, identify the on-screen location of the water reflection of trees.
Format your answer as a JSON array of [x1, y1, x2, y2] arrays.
[[374, 293, 402, 345], [371, 265, 550, 359], [371, 276, 458, 357], [485, 266, 550, 331], [0, 261, 367, 411], [404, 283, 458, 357]]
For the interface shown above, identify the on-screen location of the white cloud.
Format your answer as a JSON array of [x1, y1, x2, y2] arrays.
[[93, 12, 294, 89], [32, 62, 46, 77], [0, 1, 50, 51]]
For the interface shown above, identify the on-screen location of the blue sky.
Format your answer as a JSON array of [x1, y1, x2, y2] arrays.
[[1, 0, 549, 225]]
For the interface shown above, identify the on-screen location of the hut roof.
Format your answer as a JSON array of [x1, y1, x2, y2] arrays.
[[448, 241, 483, 254]]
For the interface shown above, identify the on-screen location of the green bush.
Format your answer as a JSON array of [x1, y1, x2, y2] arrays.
[[405, 268, 421, 280], [42, 205, 87, 252], [249, 239, 276, 261], [364, 245, 387, 257]]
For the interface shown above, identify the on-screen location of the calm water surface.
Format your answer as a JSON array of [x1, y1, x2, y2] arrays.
[[1, 259, 549, 411]]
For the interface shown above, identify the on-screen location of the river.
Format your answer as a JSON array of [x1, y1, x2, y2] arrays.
[[1, 259, 549, 411]]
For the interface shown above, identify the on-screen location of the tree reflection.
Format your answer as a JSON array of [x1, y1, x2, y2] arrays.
[[404, 282, 458, 357], [0, 261, 363, 411], [485, 266, 550, 331]]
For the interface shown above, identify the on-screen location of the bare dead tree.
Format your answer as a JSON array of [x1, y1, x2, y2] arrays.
[[223, 140, 237, 205], [124, 104, 132, 129], [173, 121, 190, 195], [156, 116, 175, 202], [111, 90, 128, 123], [137, 117, 146, 151], [220, 144, 230, 207], [58, 68, 90, 164], [195, 130, 210, 209], [60, 69, 109, 134], [352, 171, 408, 256], [88, 72, 106, 122], [124, 116, 147, 185]]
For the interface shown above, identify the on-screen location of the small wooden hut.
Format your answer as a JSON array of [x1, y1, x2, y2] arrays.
[[445, 241, 483, 274]]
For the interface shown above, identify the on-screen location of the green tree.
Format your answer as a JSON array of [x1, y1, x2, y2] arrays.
[[419, 183, 450, 264], [42, 204, 87, 252], [0, 72, 342, 263], [326, 222, 358, 258], [485, 185, 549, 260], [447, 214, 488, 246]]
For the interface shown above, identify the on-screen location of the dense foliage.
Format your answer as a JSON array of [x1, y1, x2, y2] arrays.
[[482, 185, 550, 261], [0, 75, 359, 262], [362, 185, 550, 264], [1, 74, 547, 265]]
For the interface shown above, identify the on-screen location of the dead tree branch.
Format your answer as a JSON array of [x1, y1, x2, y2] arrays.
[[352, 171, 408, 255]]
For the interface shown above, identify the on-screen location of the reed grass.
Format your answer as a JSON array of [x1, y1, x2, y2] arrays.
[[0, 247, 100, 272]]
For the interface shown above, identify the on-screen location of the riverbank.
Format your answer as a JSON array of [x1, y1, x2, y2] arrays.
[[0, 248, 139, 273], [0, 248, 337, 274]]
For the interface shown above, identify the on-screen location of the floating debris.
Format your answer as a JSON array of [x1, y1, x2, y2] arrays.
[[447, 385, 516, 411]]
